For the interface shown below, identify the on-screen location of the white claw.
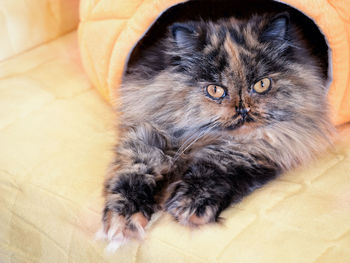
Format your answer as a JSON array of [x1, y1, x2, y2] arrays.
[[97, 212, 155, 253], [134, 221, 146, 239], [105, 233, 127, 253], [95, 227, 108, 241]]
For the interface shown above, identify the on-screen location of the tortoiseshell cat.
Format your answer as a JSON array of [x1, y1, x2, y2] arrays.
[[100, 12, 332, 249]]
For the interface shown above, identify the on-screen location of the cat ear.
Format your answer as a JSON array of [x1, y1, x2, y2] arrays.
[[171, 23, 198, 49], [261, 13, 289, 42]]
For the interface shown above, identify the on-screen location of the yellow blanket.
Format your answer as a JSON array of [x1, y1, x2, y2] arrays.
[[1, 1, 350, 262]]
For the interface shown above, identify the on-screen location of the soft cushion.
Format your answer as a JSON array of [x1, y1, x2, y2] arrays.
[[78, 0, 350, 125], [0, 0, 79, 61]]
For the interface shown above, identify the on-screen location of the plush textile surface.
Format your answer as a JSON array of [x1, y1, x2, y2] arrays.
[[0, 0, 80, 61], [78, 0, 350, 125], [1, 31, 350, 263], [0, 32, 114, 262]]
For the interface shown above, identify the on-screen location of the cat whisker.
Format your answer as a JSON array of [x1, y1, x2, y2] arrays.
[[175, 120, 219, 153], [274, 38, 302, 50], [174, 126, 213, 155], [173, 121, 219, 162]]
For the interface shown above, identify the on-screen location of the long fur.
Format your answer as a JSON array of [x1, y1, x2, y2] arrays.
[[101, 13, 333, 247]]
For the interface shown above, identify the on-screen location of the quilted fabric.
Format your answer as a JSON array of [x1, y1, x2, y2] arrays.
[[0, 32, 114, 262], [78, 0, 350, 125], [0, 0, 80, 61]]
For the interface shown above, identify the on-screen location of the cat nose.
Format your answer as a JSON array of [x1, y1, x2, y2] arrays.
[[236, 107, 250, 118]]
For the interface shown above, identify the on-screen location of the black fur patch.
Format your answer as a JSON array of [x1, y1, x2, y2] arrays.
[[109, 173, 156, 219]]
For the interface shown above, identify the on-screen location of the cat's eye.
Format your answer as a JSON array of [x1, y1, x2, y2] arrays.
[[206, 84, 226, 99], [253, 78, 271, 94]]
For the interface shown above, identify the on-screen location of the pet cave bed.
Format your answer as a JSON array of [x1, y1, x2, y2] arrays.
[[78, 0, 350, 125]]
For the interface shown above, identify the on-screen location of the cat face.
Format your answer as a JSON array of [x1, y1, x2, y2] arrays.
[[170, 14, 326, 132]]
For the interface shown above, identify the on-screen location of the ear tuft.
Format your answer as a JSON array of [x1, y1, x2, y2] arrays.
[[261, 13, 289, 42], [171, 23, 197, 49]]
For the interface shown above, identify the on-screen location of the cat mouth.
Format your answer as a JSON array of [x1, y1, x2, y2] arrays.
[[225, 121, 245, 130], [224, 115, 256, 130]]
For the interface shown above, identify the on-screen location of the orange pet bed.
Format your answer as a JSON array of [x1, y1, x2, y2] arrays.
[[78, 0, 350, 125]]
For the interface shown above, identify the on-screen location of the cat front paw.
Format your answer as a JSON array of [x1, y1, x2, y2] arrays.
[[98, 211, 148, 251], [98, 194, 150, 251], [165, 181, 219, 227]]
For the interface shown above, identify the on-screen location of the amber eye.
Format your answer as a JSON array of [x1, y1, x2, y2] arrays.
[[253, 78, 271, 94], [206, 84, 226, 99]]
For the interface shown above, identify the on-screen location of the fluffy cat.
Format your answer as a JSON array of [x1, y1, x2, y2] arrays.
[[99, 12, 333, 249]]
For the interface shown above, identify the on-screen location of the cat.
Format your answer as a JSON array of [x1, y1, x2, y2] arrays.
[[99, 12, 333, 249]]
